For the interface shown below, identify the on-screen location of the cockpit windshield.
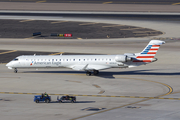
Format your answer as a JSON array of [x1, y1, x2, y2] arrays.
[[13, 58, 19, 61]]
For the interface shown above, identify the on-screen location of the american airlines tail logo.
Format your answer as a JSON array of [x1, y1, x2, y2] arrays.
[[30, 61, 33, 65], [133, 44, 160, 63]]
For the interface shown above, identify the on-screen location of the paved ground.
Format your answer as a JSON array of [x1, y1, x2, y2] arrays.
[[0, 19, 162, 39], [0, 2, 180, 120], [0, 2, 180, 12], [1, 0, 180, 4], [0, 38, 180, 120]]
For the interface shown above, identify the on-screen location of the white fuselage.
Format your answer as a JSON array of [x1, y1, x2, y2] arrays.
[[6, 55, 134, 70], [6, 40, 165, 74]]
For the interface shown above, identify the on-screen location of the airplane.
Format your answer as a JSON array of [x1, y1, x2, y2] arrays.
[[6, 40, 165, 76]]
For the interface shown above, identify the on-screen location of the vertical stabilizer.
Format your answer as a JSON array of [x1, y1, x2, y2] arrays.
[[134, 40, 165, 63]]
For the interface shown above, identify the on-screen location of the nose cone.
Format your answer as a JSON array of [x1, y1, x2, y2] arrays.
[[6, 62, 13, 69]]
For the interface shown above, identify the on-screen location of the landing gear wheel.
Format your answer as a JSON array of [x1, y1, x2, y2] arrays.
[[35, 100, 39, 103], [86, 71, 91, 76], [14, 68, 18, 73], [45, 99, 50, 103], [93, 70, 99, 75]]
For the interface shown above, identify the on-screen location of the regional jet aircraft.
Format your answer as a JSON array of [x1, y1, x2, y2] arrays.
[[6, 40, 165, 76]]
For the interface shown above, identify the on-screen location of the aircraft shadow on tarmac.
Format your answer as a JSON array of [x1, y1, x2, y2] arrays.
[[23, 69, 180, 79], [39, 101, 95, 104]]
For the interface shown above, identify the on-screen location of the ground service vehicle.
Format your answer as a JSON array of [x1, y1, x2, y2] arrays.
[[34, 95, 51, 103], [57, 96, 76, 103]]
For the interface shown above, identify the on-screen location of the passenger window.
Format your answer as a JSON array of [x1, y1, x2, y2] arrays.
[[73, 59, 75, 61], [59, 59, 61, 61]]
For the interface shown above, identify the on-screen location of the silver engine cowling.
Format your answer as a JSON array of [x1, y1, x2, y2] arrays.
[[115, 55, 132, 62]]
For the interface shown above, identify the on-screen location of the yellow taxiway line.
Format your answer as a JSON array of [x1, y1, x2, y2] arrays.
[[79, 22, 98, 25], [103, 1, 112, 4], [0, 50, 17, 55], [0, 92, 179, 100], [49, 52, 64, 55], [19, 19, 35, 22], [172, 2, 180, 5]]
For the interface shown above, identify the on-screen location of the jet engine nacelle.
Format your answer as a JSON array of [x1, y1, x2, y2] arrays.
[[115, 55, 132, 62]]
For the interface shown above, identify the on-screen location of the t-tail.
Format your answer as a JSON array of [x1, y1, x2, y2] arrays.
[[133, 40, 165, 63]]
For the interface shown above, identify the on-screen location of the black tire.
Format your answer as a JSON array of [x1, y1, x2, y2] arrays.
[[35, 100, 39, 103], [45, 99, 50, 103], [71, 100, 74, 103], [86, 72, 91, 76], [59, 100, 62, 103], [14, 69, 17, 73], [93, 70, 99, 75]]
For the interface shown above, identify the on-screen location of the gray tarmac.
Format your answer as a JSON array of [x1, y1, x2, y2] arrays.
[[0, 4, 180, 120], [0, 19, 162, 39], [0, 2, 180, 12], [0, 38, 180, 120], [0, 0, 179, 4]]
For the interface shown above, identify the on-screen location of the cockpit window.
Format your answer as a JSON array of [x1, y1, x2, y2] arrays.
[[13, 58, 19, 61]]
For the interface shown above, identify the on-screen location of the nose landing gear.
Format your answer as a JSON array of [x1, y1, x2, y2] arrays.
[[14, 68, 18, 73]]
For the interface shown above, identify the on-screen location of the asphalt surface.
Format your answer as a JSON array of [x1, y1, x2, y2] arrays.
[[0, 39, 180, 120], [1, 12, 180, 20], [0, 2, 180, 12], [0, 2, 180, 120], [0, 20, 163, 39], [0, 0, 179, 4]]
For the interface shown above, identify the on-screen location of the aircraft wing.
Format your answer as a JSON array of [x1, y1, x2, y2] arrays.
[[69, 64, 111, 71], [70, 64, 89, 71]]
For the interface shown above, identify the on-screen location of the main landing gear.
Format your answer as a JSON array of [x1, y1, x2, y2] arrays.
[[86, 70, 99, 76], [14, 68, 18, 73]]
